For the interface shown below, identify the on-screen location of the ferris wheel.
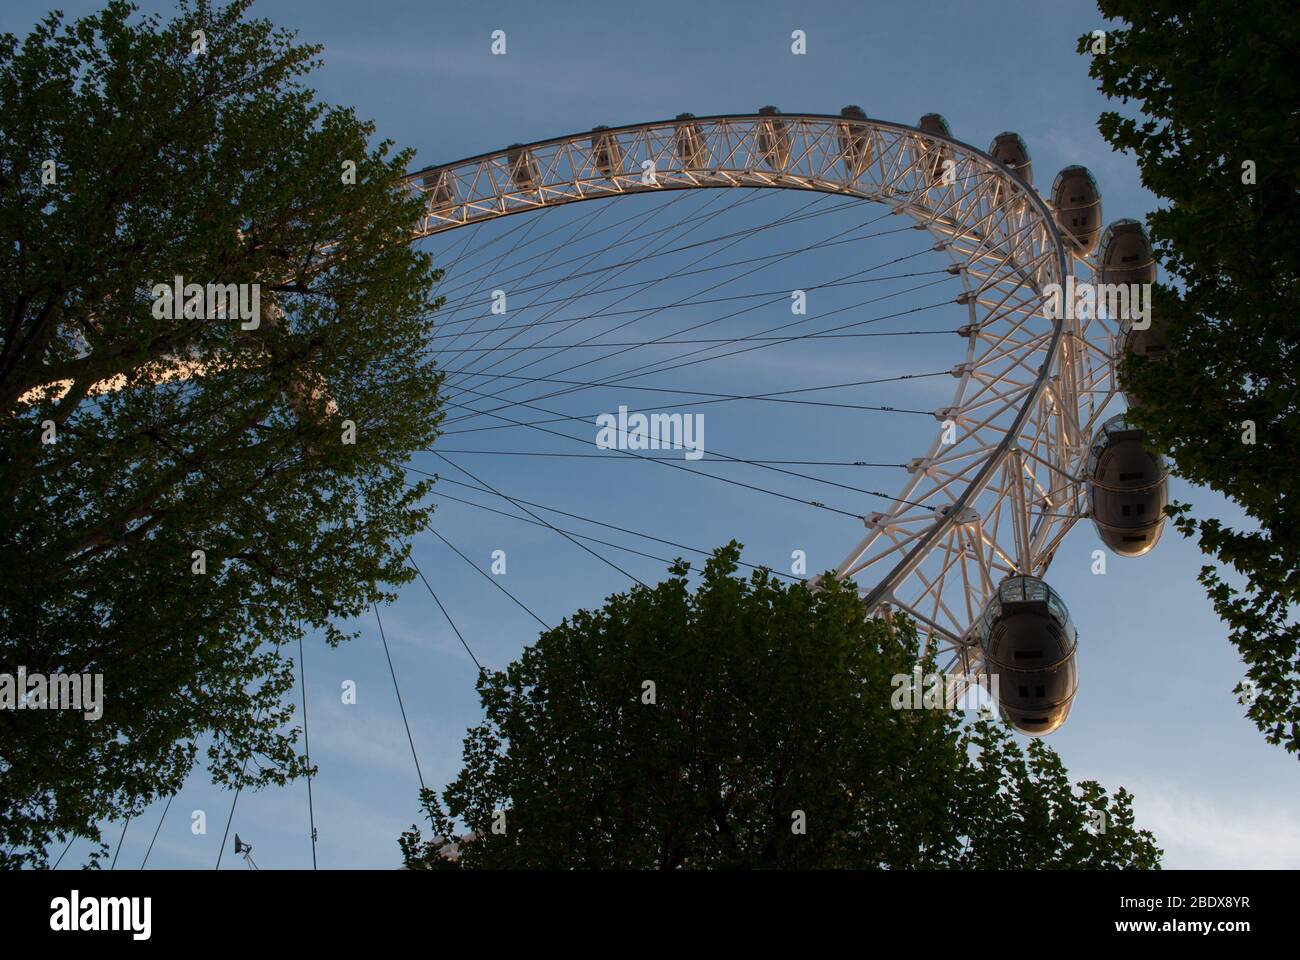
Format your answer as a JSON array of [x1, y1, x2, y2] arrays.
[[48, 107, 1178, 872], [398, 107, 1169, 738]]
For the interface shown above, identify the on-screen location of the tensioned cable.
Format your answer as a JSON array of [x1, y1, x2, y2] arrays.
[[428, 189, 868, 312], [428, 202, 556, 335], [439, 246, 951, 425], [420, 161, 998, 312], [424, 182, 857, 301], [429, 197, 598, 296], [421, 165, 998, 411], [547, 272, 954, 394], [423, 526, 551, 630], [427, 181, 725, 303], [432, 453, 649, 586], [420, 162, 1000, 321], [425, 184, 815, 316], [433, 186, 643, 366], [120, 161, 1001, 869], [439, 187, 791, 391], [429, 450, 908, 467], [439, 213, 914, 328], [328, 324, 952, 441], [431, 198, 571, 306], [297, 629, 318, 870], [418, 154, 1001, 284], [427, 365, 949, 408], [272, 160, 1001, 861], [431, 202, 571, 287], [440, 286, 955, 431], [429, 197, 550, 293], [416, 475, 804, 581], [434, 388, 934, 511], [438, 283, 930, 433], [47, 195, 854, 871], [374, 601, 425, 791], [140, 794, 173, 869], [436, 191, 842, 386], [429, 204, 559, 366], [426, 487, 685, 573], [437, 188, 740, 388], [395, 539, 483, 673], [66, 408, 430, 883], [435, 371, 935, 437], [428, 183, 747, 319], [434, 328, 956, 352], [544, 303, 953, 411], [435, 193, 775, 394], [53, 836, 75, 869], [63, 713, 261, 871], [441, 261, 951, 403], [424, 267, 950, 339], [441, 196, 908, 400], [215, 714, 258, 870], [418, 465, 885, 580], [109, 816, 130, 870], [434, 428, 866, 522], [428, 218, 491, 286]]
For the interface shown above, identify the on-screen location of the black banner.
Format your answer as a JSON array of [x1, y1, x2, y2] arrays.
[[0, 868, 1279, 945]]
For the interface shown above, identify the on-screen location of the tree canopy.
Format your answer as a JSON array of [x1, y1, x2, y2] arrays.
[[401, 546, 1161, 869], [0, 0, 443, 866], [1082, 1, 1300, 757]]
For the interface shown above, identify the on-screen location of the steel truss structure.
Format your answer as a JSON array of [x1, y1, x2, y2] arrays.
[[407, 113, 1122, 687]]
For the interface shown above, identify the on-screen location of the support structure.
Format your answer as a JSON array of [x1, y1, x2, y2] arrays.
[[405, 113, 1123, 682]]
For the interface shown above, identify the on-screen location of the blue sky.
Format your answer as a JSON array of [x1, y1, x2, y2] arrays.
[[9, 0, 1298, 869]]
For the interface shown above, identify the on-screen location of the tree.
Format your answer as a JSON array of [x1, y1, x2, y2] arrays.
[[1081, 2, 1300, 756], [0, 0, 444, 866], [401, 546, 1161, 869]]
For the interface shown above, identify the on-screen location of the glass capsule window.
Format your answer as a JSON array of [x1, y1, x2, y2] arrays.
[[1085, 413, 1166, 480], [979, 576, 1075, 648], [1100, 218, 1144, 254], [1086, 414, 1131, 477]]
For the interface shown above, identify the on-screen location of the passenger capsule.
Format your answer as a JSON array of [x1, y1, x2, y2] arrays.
[[756, 105, 791, 170], [989, 132, 1033, 185], [837, 105, 871, 177], [1052, 165, 1102, 253], [1085, 413, 1168, 557], [1099, 219, 1156, 287], [918, 112, 953, 139], [421, 169, 454, 208], [590, 126, 623, 177], [506, 144, 540, 190], [1118, 301, 1169, 407], [1107, 221, 1163, 364], [978, 576, 1078, 736], [1121, 311, 1169, 362], [913, 113, 953, 187], [674, 113, 709, 169]]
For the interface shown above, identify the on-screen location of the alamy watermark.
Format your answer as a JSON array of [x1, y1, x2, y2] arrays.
[[1042, 275, 1152, 327], [891, 668, 999, 713], [595, 405, 705, 460], [1, 666, 103, 721], [50, 890, 150, 940], [151, 275, 261, 329]]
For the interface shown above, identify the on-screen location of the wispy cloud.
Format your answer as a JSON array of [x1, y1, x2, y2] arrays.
[[1126, 779, 1300, 869]]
